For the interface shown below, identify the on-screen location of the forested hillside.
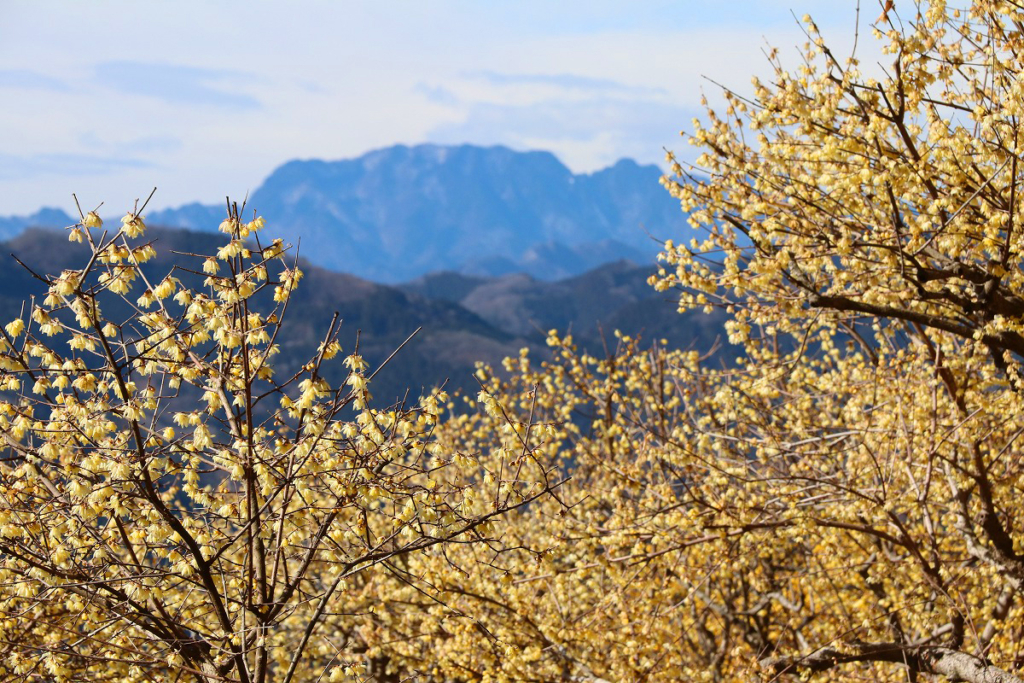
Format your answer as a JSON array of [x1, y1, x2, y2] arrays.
[[0, 226, 728, 402], [0, 144, 679, 282]]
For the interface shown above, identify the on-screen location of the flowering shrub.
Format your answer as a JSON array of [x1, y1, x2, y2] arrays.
[[0, 197, 559, 682]]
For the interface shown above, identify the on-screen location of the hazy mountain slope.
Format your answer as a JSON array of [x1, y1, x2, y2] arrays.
[[144, 144, 680, 281], [403, 261, 733, 360], [0, 207, 75, 239], [2, 145, 681, 282], [0, 227, 524, 402], [0, 226, 731, 401]]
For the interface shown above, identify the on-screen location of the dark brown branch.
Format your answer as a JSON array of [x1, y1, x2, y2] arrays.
[[760, 642, 1024, 683]]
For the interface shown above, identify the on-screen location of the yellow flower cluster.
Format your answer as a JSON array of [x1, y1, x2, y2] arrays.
[[0, 203, 559, 683]]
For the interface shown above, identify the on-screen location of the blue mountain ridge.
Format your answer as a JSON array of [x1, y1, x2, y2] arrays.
[[1, 144, 682, 282], [0, 207, 77, 239]]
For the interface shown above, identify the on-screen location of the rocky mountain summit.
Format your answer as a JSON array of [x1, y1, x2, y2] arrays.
[[2, 144, 682, 282]]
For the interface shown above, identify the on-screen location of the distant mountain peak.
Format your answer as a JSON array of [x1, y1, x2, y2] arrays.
[[0, 207, 76, 239], [0, 144, 680, 282]]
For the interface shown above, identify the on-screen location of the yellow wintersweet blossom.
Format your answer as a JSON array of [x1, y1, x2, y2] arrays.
[[120, 212, 145, 238], [333, 3, 1024, 682], [0, 199, 560, 683]]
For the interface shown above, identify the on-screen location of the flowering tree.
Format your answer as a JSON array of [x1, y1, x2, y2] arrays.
[[10, 3, 1024, 681], [0, 197, 560, 682], [650, 1, 1024, 677], [332, 2, 1024, 681]]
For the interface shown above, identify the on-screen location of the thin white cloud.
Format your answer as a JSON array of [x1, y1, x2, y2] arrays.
[[78, 132, 183, 156], [428, 96, 694, 169], [414, 83, 459, 106], [95, 62, 262, 109], [467, 70, 666, 96], [0, 69, 69, 92], [0, 153, 156, 180]]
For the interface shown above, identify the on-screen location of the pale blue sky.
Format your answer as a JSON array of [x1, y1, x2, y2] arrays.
[[0, 1, 869, 215]]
